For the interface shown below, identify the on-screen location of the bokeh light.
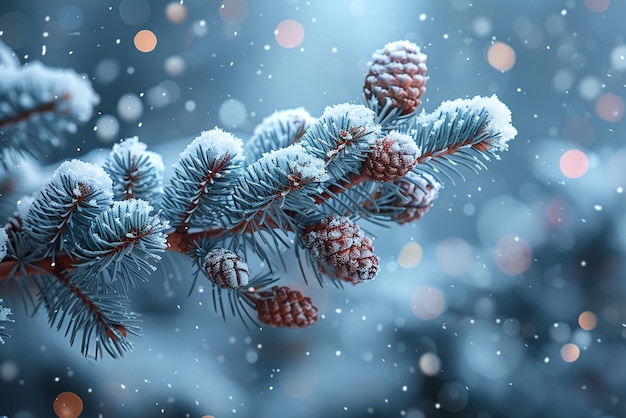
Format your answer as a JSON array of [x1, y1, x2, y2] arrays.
[[436, 237, 473, 276], [584, 0, 610, 13], [275, 19, 305, 49], [494, 234, 532, 275], [58, 5, 83, 31], [117, 93, 143, 122], [419, 352, 441, 376], [53, 392, 83, 418], [578, 311, 597, 331], [577, 76, 602, 101], [560, 343, 580, 362], [165, 2, 187, 23], [134, 29, 157, 53], [94, 58, 120, 84], [164, 55, 186, 77], [487, 41, 516, 72], [559, 149, 589, 179], [219, 99, 247, 128], [95, 114, 120, 142], [410, 285, 446, 320], [398, 242, 423, 268], [610, 45, 626, 70], [594, 92, 625, 122], [119, 0, 151, 25], [438, 382, 468, 413], [472, 16, 492, 37], [550, 322, 571, 343], [219, 0, 249, 24]]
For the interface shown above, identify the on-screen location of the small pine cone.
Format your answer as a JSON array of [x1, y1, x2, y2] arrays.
[[303, 214, 379, 284], [388, 173, 440, 224], [364, 40, 427, 116], [253, 286, 318, 328], [362, 131, 420, 182], [203, 248, 249, 290]]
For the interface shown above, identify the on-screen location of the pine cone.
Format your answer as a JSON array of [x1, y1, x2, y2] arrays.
[[362, 131, 420, 182], [385, 172, 440, 224], [303, 214, 379, 284], [253, 286, 318, 328], [364, 40, 427, 116], [203, 248, 249, 289]]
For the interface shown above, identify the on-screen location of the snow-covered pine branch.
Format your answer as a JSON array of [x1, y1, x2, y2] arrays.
[[0, 38, 518, 358], [102, 136, 165, 202], [162, 128, 245, 230], [72, 199, 169, 295], [0, 41, 99, 164], [22, 160, 114, 257], [244, 107, 316, 162], [393, 94, 517, 183]]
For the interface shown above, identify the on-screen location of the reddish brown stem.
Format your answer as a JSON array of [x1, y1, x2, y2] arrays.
[[51, 260, 126, 342], [0, 95, 68, 130], [416, 131, 489, 164]]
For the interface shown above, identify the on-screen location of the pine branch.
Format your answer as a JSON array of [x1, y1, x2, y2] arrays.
[[299, 103, 380, 180], [244, 107, 316, 162], [162, 128, 245, 230], [21, 160, 114, 257], [102, 137, 165, 202], [0, 297, 13, 344], [72, 199, 169, 295], [393, 94, 517, 182], [35, 267, 139, 359], [0, 38, 519, 358], [0, 45, 99, 163]]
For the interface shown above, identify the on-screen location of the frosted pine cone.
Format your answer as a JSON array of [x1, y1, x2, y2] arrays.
[[253, 286, 318, 328], [303, 214, 379, 284], [362, 131, 420, 182], [384, 172, 440, 224], [203, 248, 249, 290], [364, 40, 427, 116]]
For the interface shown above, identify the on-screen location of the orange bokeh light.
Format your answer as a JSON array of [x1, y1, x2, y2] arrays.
[[560, 149, 589, 179], [560, 343, 580, 363], [134, 29, 157, 53], [166, 2, 188, 24], [578, 311, 597, 331], [487, 41, 516, 72]]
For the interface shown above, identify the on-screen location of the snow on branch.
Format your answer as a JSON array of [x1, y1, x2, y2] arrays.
[[22, 160, 113, 256], [102, 136, 165, 202], [300, 103, 380, 180], [393, 94, 517, 182], [0, 45, 99, 162], [0, 39, 518, 358], [72, 199, 169, 295], [162, 128, 245, 229], [245, 107, 316, 162]]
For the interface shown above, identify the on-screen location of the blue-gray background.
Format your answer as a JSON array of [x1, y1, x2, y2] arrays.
[[1, 0, 626, 417]]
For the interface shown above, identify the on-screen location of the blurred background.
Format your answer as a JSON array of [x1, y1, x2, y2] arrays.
[[1, 0, 626, 417]]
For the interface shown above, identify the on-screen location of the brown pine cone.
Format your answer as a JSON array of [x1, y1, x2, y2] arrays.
[[362, 131, 420, 182], [303, 214, 379, 284], [364, 40, 427, 116], [386, 172, 440, 224], [203, 248, 250, 290], [253, 286, 318, 328]]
